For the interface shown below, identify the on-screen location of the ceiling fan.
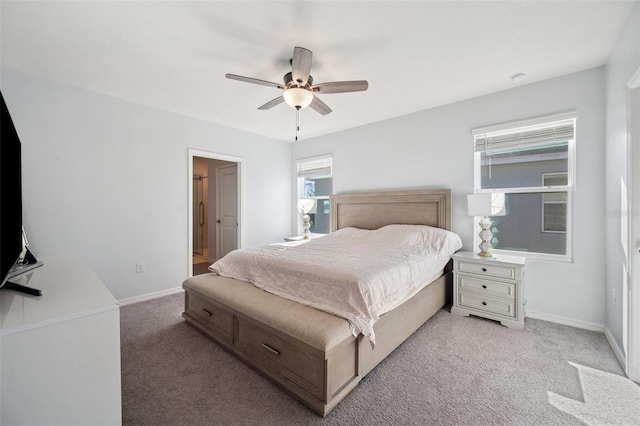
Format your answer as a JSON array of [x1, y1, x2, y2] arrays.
[[225, 46, 369, 115]]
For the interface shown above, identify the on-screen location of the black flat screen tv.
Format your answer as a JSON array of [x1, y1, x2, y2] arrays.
[[1, 91, 42, 296]]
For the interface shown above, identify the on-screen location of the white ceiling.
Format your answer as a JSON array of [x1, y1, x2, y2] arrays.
[[0, 1, 636, 142]]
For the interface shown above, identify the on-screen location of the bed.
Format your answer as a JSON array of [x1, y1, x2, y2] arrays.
[[182, 189, 458, 416]]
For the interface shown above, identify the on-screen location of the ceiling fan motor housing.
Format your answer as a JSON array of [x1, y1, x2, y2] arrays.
[[284, 72, 313, 88]]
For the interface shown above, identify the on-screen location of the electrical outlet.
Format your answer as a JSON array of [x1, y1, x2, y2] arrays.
[[136, 262, 145, 273]]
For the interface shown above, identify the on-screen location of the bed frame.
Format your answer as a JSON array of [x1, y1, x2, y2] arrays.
[[182, 189, 453, 416]]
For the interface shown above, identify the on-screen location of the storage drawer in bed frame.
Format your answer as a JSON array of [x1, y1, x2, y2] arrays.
[[182, 266, 450, 417], [182, 289, 360, 416], [184, 292, 234, 343]]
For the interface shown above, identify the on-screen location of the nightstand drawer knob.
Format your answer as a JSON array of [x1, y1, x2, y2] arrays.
[[482, 267, 487, 272], [482, 284, 487, 289], [482, 301, 487, 306]]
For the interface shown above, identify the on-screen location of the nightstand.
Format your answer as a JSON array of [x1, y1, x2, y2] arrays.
[[284, 233, 324, 242], [451, 251, 526, 330]]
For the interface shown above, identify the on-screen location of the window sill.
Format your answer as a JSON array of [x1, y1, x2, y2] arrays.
[[490, 249, 573, 263]]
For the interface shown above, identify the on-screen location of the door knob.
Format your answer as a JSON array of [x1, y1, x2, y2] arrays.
[[216, 220, 221, 223]]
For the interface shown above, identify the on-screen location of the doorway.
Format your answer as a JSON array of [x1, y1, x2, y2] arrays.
[[192, 157, 209, 264], [188, 149, 242, 277]]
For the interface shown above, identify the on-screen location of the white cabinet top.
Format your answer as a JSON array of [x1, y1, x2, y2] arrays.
[[453, 250, 527, 266], [0, 255, 118, 335]]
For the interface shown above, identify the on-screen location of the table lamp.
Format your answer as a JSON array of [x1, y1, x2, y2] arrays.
[[467, 193, 506, 257], [297, 199, 317, 239]]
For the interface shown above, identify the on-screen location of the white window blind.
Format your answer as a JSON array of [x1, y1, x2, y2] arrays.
[[474, 118, 575, 152], [472, 113, 576, 261], [297, 155, 333, 178]]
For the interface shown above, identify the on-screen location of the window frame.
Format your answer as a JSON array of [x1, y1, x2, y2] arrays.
[[296, 155, 333, 235], [472, 112, 576, 262], [541, 172, 568, 234]]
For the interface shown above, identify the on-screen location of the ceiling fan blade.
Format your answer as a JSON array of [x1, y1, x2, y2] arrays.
[[226, 73, 284, 89], [309, 96, 332, 115], [311, 80, 369, 94], [291, 47, 312, 86], [258, 96, 285, 110]]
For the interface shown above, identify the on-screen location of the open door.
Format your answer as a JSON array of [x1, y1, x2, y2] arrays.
[[188, 149, 242, 277], [216, 164, 238, 260]]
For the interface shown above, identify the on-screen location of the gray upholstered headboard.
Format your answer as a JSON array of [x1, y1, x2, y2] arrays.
[[329, 189, 452, 232]]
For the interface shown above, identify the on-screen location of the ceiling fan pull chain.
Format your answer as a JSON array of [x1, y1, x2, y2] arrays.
[[295, 106, 300, 141]]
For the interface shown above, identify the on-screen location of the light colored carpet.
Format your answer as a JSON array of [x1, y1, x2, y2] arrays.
[[120, 292, 636, 425], [548, 362, 640, 425]]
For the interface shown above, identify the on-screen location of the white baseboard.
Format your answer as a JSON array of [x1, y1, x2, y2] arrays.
[[118, 286, 184, 306], [604, 326, 627, 373], [526, 310, 628, 371], [525, 310, 605, 332]]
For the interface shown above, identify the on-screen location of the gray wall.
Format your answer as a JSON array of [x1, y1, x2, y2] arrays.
[[1, 68, 292, 300], [605, 3, 640, 353], [292, 67, 606, 328]]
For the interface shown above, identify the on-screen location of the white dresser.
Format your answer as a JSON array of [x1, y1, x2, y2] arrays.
[[451, 251, 526, 330], [0, 255, 122, 425]]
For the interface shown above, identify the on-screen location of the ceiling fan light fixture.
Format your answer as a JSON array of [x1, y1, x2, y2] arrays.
[[283, 87, 313, 109]]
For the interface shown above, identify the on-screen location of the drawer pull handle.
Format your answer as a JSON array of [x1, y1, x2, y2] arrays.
[[482, 301, 487, 306], [261, 343, 280, 356], [482, 267, 487, 272], [482, 284, 487, 289], [202, 308, 213, 316]]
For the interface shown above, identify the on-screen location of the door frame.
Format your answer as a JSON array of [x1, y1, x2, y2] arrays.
[[626, 68, 640, 382], [188, 149, 243, 277]]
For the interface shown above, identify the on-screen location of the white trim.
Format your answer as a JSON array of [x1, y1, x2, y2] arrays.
[[605, 325, 628, 373], [472, 110, 577, 136], [491, 248, 573, 263], [472, 114, 575, 261], [525, 309, 604, 332], [118, 286, 184, 306], [473, 187, 574, 262], [541, 174, 568, 235], [188, 149, 244, 277], [625, 73, 640, 382], [189, 149, 243, 164]]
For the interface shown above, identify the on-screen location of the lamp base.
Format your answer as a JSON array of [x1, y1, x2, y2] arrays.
[[477, 216, 495, 258], [302, 213, 311, 240]]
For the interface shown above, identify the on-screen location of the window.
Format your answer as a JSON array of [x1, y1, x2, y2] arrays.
[[297, 155, 333, 234], [542, 173, 568, 233], [473, 113, 575, 261]]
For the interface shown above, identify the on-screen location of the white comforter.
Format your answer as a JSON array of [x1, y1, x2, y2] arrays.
[[209, 224, 462, 344]]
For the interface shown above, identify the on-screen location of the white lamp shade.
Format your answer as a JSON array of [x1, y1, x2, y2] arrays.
[[283, 88, 313, 109], [467, 193, 506, 217], [298, 198, 317, 214]]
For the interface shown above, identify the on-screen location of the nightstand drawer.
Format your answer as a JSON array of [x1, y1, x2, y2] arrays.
[[457, 260, 517, 280], [457, 275, 515, 299], [458, 291, 516, 319]]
